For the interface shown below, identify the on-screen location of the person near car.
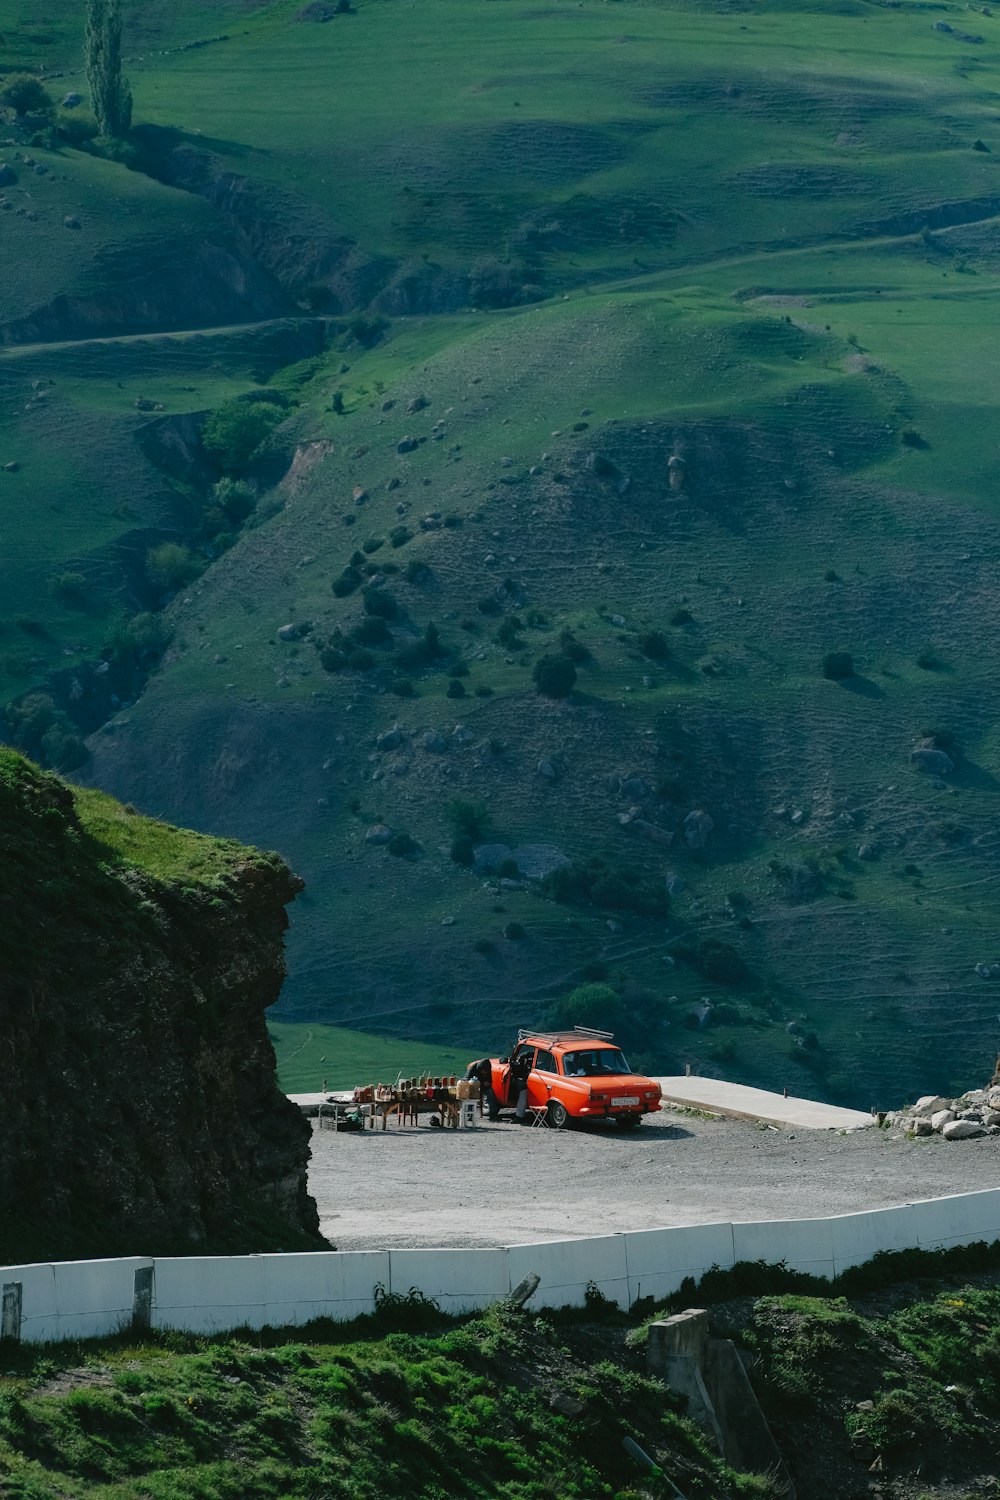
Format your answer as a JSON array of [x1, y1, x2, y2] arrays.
[[509, 1045, 533, 1123], [465, 1057, 496, 1118]]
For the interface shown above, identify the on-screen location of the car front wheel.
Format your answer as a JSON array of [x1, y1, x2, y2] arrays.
[[547, 1099, 570, 1130]]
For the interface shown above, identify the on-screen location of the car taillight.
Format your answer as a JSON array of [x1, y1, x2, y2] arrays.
[[644, 1090, 658, 1099]]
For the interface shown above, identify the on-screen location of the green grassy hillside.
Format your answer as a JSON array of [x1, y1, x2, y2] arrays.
[[3, 0, 1000, 1106]]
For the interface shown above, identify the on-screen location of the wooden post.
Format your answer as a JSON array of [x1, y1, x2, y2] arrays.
[[1, 1282, 23, 1342], [132, 1267, 153, 1332]]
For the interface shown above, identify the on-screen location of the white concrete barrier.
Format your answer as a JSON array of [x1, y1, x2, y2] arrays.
[[153, 1255, 268, 1334], [507, 1234, 629, 1309], [624, 1223, 736, 1305], [262, 1251, 388, 1327], [388, 1248, 510, 1313], [830, 1205, 924, 1276], [6, 1189, 1000, 1344], [4, 1263, 59, 1344], [732, 1217, 836, 1281], [909, 1189, 1000, 1251], [52, 1258, 152, 1342]]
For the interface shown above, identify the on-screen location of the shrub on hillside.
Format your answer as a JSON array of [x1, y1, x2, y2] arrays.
[[446, 677, 466, 698], [390, 676, 415, 697], [557, 628, 590, 663], [52, 572, 89, 605], [821, 650, 854, 680], [213, 477, 257, 524], [542, 857, 668, 917], [640, 629, 670, 663], [0, 75, 53, 117], [56, 112, 99, 147], [532, 654, 577, 699], [363, 587, 397, 620], [332, 566, 363, 598], [551, 981, 626, 1033], [201, 400, 283, 474], [448, 797, 491, 843], [351, 616, 392, 647], [450, 834, 474, 866], [146, 542, 199, 593], [395, 622, 445, 671], [388, 830, 418, 858]]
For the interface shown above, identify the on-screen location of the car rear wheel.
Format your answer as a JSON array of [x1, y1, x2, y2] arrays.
[[615, 1114, 642, 1131], [547, 1099, 570, 1130]]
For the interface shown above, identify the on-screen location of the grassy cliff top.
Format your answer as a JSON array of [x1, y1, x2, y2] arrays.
[[0, 747, 277, 888]]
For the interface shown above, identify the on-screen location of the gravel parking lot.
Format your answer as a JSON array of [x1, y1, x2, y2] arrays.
[[308, 1109, 1000, 1250]]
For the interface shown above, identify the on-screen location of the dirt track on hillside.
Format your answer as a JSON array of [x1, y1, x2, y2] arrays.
[[308, 1109, 1000, 1250]]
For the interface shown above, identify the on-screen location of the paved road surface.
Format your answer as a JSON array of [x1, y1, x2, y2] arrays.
[[307, 1109, 1000, 1250]]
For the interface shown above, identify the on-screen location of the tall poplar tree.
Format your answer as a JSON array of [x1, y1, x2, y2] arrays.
[[84, 0, 132, 139]]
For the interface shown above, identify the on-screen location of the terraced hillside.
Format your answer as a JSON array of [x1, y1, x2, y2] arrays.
[[3, 0, 1000, 1106]]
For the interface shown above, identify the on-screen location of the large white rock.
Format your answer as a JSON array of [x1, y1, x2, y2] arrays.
[[942, 1119, 985, 1140], [930, 1109, 957, 1132], [906, 1118, 934, 1137], [911, 1095, 952, 1117]]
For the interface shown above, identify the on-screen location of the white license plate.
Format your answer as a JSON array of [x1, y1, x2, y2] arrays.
[[611, 1096, 640, 1107]]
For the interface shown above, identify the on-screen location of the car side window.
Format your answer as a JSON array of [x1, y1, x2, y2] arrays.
[[534, 1049, 556, 1073]]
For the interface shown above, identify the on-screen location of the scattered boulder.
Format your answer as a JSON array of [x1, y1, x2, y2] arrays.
[[911, 746, 954, 775], [537, 758, 558, 780], [930, 1109, 956, 1132], [665, 870, 686, 896], [0, 164, 17, 186], [473, 842, 513, 875], [684, 809, 714, 849], [63, 215, 81, 230], [422, 731, 448, 754], [857, 843, 879, 860], [365, 824, 393, 844], [942, 1119, 984, 1140], [585, 451, 630, 495], [906, 1118, 934, 1137], [296, 1, 339, 17], [277, 622, 311, 642], [3, 461, 20, 473], [376, 727, 403, 752], [61, 92, 82, 107], [407, 394, 429, 413], [397, 435, 419, 454], [511, 844, 570, 881], [911, 1095, 952, 1117], [975, 962, 1000, 979]]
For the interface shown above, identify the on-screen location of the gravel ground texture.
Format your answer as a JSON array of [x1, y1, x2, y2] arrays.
[[308, 1107, 1000, 1250]]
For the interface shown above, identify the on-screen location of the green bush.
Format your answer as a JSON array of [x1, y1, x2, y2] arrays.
[[56, 111, 99, 146], [532, 654, 577, 699], [363, 587, 397, 619], [446, 678, 466, 698], [390, 676, 415, 696], [395, 621, 445, 671], [213, 477, 257, 523], [146, 542, 199, 592], [639, 629, 669, 662], [352, 616, 392, 647], [543, 858, 668, 917], [52, 571, 89, 604], [332, 565, 363, 597], [388, 831, 418, 858], [670, 607, 693, 626], [0, 74, 53, 117], [201, 399, 283, 474], [450, 834, 475, 866], [448, 797, 491, 842]]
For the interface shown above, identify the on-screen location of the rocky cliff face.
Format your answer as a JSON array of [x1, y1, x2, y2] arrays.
[[0, 750, 322, 1265]]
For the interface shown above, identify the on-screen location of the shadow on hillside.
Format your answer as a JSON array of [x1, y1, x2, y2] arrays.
[[956, 759, 1000, 791], [841, 674, 884, 700]]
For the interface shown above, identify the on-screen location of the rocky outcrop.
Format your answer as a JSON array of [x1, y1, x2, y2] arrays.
[[0, 751, 321, 1264]]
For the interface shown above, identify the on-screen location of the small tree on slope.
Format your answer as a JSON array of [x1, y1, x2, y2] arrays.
[[85, 0, 132, 139]]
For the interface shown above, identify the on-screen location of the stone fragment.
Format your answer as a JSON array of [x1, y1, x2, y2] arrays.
[[930, 1109, 956, 1132], [365, 824, 393, 844]]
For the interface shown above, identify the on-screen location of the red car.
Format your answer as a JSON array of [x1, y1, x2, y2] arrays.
[[485, 1027, 662, 1129]]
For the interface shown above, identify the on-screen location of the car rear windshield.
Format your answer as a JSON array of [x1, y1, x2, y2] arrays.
[[561, 1048, 631, 1077]]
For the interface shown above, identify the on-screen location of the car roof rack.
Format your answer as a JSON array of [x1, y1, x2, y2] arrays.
[[516, 1025, 616, 1045]]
